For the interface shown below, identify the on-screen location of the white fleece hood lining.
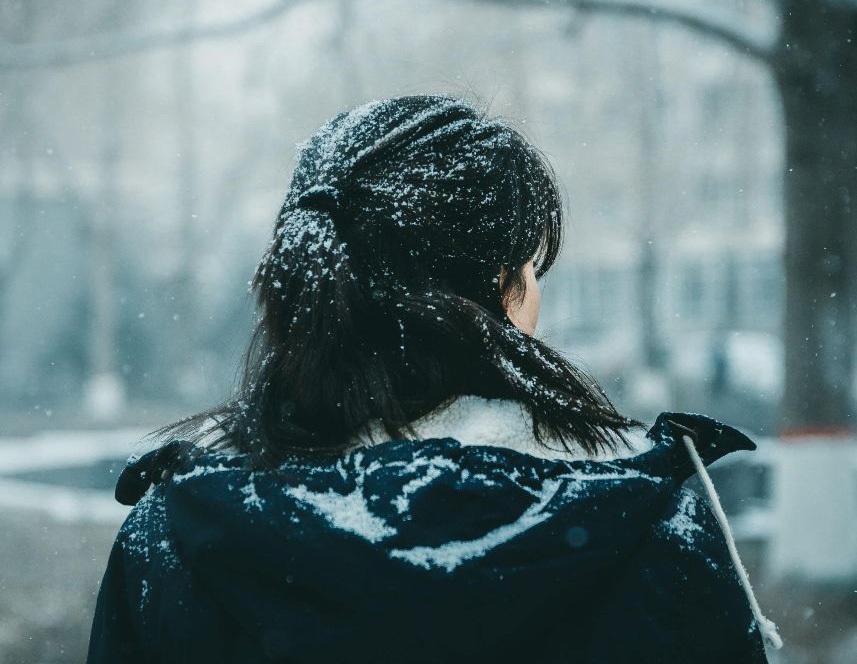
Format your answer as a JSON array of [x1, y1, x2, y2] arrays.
[[351, 394, 653, 462]]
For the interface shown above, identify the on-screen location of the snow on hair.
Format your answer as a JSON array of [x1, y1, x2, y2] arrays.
[[153, 95, 641, 468]]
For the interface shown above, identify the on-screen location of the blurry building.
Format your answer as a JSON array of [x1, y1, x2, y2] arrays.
[[535, 16, 785, 433]]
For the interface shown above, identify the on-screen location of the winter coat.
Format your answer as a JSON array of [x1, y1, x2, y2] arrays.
[[86, 397, 774, 663]]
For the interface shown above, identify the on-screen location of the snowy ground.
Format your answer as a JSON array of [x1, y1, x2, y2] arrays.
[[0, 428, 145, 663], [0, 506, 119, 663], [0, 429, 148, 523]]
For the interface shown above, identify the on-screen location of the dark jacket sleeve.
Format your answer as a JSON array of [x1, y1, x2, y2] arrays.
[[588, 486, 769, 664], [87, 482, 232, 664], [86, 530, 146, 664]]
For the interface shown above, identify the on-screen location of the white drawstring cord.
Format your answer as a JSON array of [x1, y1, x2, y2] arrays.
[[680, 434, 783, 650]]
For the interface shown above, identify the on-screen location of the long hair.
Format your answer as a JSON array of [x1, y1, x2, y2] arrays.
[[154, 95, 642, 468]]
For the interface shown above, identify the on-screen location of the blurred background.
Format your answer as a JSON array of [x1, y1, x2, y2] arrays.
[[0, 0, 855, 661]]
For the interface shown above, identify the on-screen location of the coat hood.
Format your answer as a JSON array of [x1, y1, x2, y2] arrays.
[[89, 405, 770, 663]]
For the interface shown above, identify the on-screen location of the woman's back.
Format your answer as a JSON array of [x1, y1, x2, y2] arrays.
[[88, 406, 769, 663], [86, 95, 777, 662]]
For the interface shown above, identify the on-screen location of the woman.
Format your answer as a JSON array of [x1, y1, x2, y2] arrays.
[[87, 95, 780, 663]]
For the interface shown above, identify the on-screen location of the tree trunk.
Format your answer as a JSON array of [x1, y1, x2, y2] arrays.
[[634, 22, 667, 369], [83, 1, 130, 420], [775, 0, 857, 433], [0, 4, 36, 396], [172, 0, 202, 402]]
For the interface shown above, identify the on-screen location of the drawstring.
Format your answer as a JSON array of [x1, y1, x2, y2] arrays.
[[681, 434, 783, 650]]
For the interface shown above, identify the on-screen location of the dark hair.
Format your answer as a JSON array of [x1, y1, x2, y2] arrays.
[[154, 95, 642, 468]]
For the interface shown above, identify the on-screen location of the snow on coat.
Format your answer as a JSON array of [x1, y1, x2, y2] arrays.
[[86, 401, 770, 663]]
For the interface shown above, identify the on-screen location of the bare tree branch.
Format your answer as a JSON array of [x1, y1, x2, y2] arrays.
[[0, 0, 305, 71], [481, 0, 777, 64]]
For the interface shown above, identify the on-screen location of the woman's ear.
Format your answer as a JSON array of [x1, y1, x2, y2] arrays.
[[502, 260, 540, 335]]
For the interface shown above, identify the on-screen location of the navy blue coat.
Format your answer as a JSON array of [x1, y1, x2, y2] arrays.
[[87, 411, 769, 663]]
